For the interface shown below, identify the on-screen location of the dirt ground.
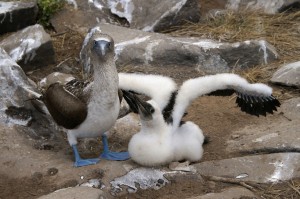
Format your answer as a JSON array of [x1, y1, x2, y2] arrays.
[[1, 1, 300, 199]]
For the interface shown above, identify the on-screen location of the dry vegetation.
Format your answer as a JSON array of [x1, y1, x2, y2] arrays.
[[169, 11, 300, 59], [167, 10, 300, 96]]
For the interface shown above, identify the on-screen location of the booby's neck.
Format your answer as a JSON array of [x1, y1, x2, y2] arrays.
[[90, 56, 119, 102]]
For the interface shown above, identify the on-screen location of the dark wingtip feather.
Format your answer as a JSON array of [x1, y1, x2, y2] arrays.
[[122, 90, 140, 114], [235, 92, 280, 117]]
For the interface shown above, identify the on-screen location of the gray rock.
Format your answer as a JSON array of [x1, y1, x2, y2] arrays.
[[106, 0, 201, 32], [96, 23, 278, 74], [169, 161, 196, 172], [194, 153, 300, 183], [37, 187, 107, 199], [0, 24, 55, 72], [226, 0, 300, 14], [226, 98, 300, 154], [270, 61, 300, 88], [110, 167, 170, 194], [110, 167, 206, 196], [52, 0, 200, 32], [38, 72, 75, 90], [0, 1, 38, 34], [187, 187, 257, 199], [111, 112, 140, 144], [0, 48, 58, 141], [227, 120, 300, 154], [280, 97, 300, 120], [50, 0, 123, 33], [0, 48, 38, 125]]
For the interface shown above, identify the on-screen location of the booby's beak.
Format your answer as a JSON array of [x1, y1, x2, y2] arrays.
[[122, 90, 153, 121], [93, 40, 110, 56]]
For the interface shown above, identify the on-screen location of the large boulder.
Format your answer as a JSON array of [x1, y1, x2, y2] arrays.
[[0, 1, 38, 34], [95, 23, 278, 74], [37, 187, 107, 199], [0, 48, 57, 141], [50, 0, 123, 33], [0, 48, 38, 125], [226, 98, 300, 154], [0, 24, 55, 72], [195, 153, 300, 183], [51, 0, 200, 33], [187, 187, 257, 199], [270, 61, 300, 88], [226, 0, 300, 14], [106, 0, 201, 32]]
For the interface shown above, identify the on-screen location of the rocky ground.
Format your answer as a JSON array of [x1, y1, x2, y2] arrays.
[[0, 0, 300, 199]]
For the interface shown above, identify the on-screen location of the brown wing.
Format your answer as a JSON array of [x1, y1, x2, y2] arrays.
[[118, 89, 123, 103], [64, 79, 91, 102], [43, 83, 88, 129]]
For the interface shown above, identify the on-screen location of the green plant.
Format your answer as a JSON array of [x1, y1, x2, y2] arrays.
[[37, 0, 65, 27]]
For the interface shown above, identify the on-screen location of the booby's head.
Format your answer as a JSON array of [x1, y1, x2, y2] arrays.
[[81, 28, 115, 78], [90, 33, 114, 61]]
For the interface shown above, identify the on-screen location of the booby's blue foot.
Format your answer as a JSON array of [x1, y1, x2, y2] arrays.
[[74, 158, 100, 167], [100, 134, 130, 161], [72, 145, 100, 167], [100, 151, 130, 160]]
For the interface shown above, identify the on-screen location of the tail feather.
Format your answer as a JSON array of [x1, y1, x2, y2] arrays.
[[118, 73, 177, 110]]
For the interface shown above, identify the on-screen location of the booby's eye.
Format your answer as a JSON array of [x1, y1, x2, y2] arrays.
[[93, 40, 97, 46], [150, 107, 155, 114]]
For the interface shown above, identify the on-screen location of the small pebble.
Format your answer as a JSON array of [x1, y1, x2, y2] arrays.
[[47, 168, 58, 176], [208, 181, 216, 189], [231, 134, 240, 139], [157, 179, 164, 184]]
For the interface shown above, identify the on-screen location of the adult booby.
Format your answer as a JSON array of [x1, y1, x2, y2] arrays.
[[41, 28, 131, 167], [125, 73, 280, 166]]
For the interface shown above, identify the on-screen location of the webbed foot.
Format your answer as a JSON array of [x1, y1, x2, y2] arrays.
[[74, 158, 100, 167], [100, 151, 130, 161], [100, 133, 130, 161], [72, 144, 100, 167]]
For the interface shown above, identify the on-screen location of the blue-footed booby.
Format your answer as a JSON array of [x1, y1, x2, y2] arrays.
[[125, 73, 280, 166], [41, 28, 133, 167]]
